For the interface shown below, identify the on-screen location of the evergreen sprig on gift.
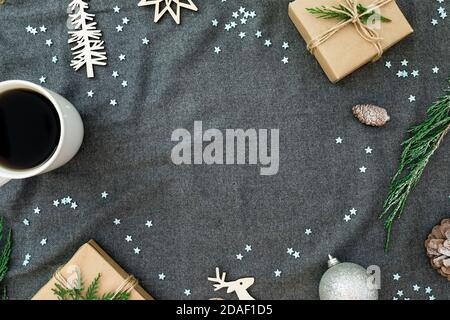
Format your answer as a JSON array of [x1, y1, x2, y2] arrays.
[[52, 273, 130, 300], [0, 217, 12, 300], [380, 79, 450, 250], [306, 4, 391, 24]]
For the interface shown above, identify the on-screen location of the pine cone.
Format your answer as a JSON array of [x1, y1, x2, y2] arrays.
[[352, 104, 390, 127], [425, 219, 450, 280]]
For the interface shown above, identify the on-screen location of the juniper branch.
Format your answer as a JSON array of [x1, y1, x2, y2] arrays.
[[380, 80, 450, 251], [0, 217, 12, 299], [306, 4, 391, 24]]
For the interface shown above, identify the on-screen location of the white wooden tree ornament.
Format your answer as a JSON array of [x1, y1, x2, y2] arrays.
[[138, 0, 198, 25], [68, 0, 107, 78], [208, 267, 256, 300]]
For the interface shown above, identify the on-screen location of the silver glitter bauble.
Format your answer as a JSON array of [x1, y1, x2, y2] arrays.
[[319, 255, 378, 300]]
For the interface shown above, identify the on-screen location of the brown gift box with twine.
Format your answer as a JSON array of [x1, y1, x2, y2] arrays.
[[32, 240, 153, 300], [288, 0, 413, 83]]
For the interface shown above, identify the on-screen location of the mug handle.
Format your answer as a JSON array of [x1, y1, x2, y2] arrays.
[[0, 177, 10, 187]]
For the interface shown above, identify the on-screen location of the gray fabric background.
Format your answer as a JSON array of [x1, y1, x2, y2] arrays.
[[0, 0, 449, 300]]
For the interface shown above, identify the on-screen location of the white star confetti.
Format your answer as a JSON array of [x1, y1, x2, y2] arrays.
[[45, 39, 53, 47], [264, 39, 272, 47], [134, 247, 141, 254], [400, 59, 408, 66], [184, 289, 191, 296], [397, 290, 404, 297], [359, 166, 367, 173], [125, 235, 133, 242], [349, 208, 357, 216], [425, 287, 432, 294], [413, 284, 420, 292], [245, 245, 252, 252], [52, 56, 58, 64], [431, 19, 438, 26], [110, 99, 117, 106], [305, 229, 312, 235], [23, 219, 30, 226], [393, 273, 401, 281], [411, 70, 419, 77], [119, 54, 126, 61], [236, 253, 243, 260], [122, 17, 130, 24], [121, 81, 128, 88], [274, 269, 282, 277], [113, 6, 120, 13], [344, 215, 351, 222], [335, 137, 343, 144], [408, 95, 416, 103], [145, 220, 153, 228], [112, 71, 119, 78], [239, 32, 246, 39], [101, 191, 108, 198], [53, 200, 60, 207], [385, 61, 392, 68], [287, 248, 294, 255], [365, 146, 373, 154], [432, 66, 440, 73], [71, 202, 78, 209], [281, 57, 289, 64], [214, 47, 221, 54], [40, 25, 47, 32], [212, 19, 218, 27], [40, 238, 47, 246], [159, 273, 166, 280], [255, 30, 262, 38], [113, 218, 121, 225], [293, 251, 300, 259], [23, 254, 31, 266], [87, 90, 94, 97], [282, 42, 289, 50], [142, 37, 150, 45], [34, 207, 41, 214], [116, 25, 123, 32], [39, 76, 46, 84]]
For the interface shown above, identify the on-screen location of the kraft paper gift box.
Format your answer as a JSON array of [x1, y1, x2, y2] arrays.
[[288, 0, 413, 82], [33, 240, 153, 300]]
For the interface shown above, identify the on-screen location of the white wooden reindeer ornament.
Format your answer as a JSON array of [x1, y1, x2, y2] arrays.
[[208, 267, 255, 300], [68, 0, 107, 78], [138, 0, 198, 25]]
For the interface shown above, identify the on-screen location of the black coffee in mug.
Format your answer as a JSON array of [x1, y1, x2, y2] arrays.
[[0, 89, 61, 170]]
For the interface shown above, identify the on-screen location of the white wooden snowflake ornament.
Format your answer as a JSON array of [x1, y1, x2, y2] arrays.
[[138, 0, 198, 25], [68, 0, 107, 78]]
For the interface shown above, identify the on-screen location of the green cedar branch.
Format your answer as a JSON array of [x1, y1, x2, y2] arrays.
[[306, 4, 391, 24], [52, 273, 130, 300], [380, 79, 450, 251], [0, 217, 12, 300]]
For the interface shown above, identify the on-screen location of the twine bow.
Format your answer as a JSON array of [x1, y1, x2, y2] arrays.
[[54, 267, 138, 299], [307, 0, 393, 61]]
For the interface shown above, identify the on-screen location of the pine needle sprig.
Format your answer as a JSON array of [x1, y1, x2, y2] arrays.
[[306, 4, 391, 24], [52, 272, 130, 300], [380, 80, 450, 251], [0, 217, 12, 300], [85, 274, 100, 300]]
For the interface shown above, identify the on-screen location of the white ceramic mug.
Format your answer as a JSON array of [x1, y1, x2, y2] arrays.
[[0, 80, 84, 187]]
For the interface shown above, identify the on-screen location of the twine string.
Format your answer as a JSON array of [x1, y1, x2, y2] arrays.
[[307, 0, 393, 61]]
